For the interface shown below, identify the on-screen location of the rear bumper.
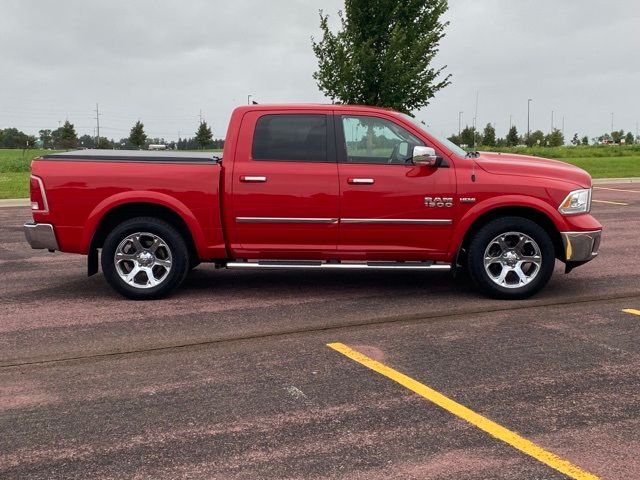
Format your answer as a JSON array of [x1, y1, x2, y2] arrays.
[[24, 222, 59, 250], [561, 230, 601, 264]]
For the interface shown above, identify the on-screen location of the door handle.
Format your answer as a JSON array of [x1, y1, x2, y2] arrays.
[[240, 176, 267, 183], [348, 178, 375, 185]]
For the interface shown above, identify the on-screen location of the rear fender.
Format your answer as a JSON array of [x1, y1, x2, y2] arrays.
[[82, 191, 209, 258]]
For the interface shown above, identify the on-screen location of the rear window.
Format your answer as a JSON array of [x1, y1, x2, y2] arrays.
[[252, 114, 327, 162]]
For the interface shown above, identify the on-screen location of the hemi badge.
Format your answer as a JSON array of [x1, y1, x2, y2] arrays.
[[460, 197, 476, 203]]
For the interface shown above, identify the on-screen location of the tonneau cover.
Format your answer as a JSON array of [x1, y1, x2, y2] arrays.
[[40, 149, 221, 163]]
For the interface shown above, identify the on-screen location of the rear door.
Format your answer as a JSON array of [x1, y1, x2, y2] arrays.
[[230, 110, 339, 256], [336, 113, 457, 258]]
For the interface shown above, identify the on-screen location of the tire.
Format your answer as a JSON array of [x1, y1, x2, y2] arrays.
[[101, 217, 190, 300], [467, 216, 555, 299]]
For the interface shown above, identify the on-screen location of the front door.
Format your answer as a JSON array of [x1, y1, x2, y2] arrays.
[[230, 111, 339, 256], [336, 113, 456, 259]]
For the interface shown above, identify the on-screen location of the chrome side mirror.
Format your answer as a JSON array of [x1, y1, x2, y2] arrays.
[[412, 146, 439, 166]]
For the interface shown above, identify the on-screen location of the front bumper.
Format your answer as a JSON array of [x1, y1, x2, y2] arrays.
[[24, 222, 59, 251], [560, 229, 601, 269]]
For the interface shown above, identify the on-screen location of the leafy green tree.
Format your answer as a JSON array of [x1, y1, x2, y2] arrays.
[[482, 123, 496, 147], [39, 129, 53, 149], [78, 134, 95, 149], [57, 121, 78, 149], [97, 137, 112, 149], [545, 128, 564, 147], [129, 121, 147, 149], [527, 130, 544, 147], [447, 134, 461, 146], [195, 121, 213, 149], [624, 131, 634, 145], [0, 128, 30, 148], [581, 135, 589, 145], [459, 126, 476, 148], [312, 0, 451, 114], [506, 125, 519, 146], [611, 130, 624, 144], [571, 133, 580, 145]]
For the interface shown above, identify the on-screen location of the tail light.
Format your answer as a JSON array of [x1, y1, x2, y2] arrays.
[[30, 175, 49, 213]]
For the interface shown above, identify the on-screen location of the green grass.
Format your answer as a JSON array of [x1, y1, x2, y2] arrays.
[[0, 172, 30, 199], [561, 157, 640, 178], [481, 144, 640, 159]]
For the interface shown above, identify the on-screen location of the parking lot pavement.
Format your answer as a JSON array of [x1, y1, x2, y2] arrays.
[[1, 182, 639, 479], [1, 298, 639, 479]]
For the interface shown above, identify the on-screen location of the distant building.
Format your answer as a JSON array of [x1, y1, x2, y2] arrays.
[[148, 144, 167, 151]]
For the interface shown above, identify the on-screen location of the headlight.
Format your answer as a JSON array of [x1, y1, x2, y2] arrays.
[[558, 188, 591, 215]]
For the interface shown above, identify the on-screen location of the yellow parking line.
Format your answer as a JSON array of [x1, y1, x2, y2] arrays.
[[327, 342, 599, 480], [592, 199, 629, 206], [623, 309, 640, 316], [594, 186, 639, 194]]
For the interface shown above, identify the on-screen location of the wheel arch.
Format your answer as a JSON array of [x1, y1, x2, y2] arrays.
[[455, 206, 565, 267], [86, 199, 202, 275]]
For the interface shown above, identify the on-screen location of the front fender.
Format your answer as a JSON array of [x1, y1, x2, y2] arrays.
[[449, 195, 567, 258], [81, 191, 208, 257]]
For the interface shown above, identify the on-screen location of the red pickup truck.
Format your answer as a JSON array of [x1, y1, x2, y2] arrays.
[[24, 104, 602, 300]]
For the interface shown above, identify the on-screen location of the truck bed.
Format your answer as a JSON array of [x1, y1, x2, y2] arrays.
[[31, 150, 226, 259]]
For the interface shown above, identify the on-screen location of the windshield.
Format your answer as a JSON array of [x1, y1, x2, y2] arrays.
[[401, 114, 468, 158]]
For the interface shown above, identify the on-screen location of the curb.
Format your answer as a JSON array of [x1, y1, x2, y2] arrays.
[[0, 199, 30, 208], [592, 177, 640, 184]]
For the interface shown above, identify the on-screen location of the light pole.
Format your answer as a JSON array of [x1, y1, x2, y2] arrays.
[[458, 111, 463, 137], [551, 110, 554, 132], [527, 99, 533, 143]]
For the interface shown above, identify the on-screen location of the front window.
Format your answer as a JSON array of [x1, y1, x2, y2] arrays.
[[341, 115, 424, 165], [400, 114, 467, 158]]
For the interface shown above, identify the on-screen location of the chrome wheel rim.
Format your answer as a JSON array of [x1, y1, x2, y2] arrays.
[[483, 231, 542, 289], [114, 232, 172, 289]]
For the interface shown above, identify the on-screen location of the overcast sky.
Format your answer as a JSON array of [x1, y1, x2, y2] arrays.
[[1, 0, 639, 142]]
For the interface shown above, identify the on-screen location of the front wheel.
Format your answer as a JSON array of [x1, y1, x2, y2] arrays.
[[467, 217, 555, 299], [101, 217, 190, 300]]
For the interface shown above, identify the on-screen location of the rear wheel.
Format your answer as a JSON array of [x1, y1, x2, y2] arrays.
[[101, 217, 190, 300], [467, 217, 555, 299]]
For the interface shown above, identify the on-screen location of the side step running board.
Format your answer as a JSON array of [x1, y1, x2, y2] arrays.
[[226, 261, 451, 271]]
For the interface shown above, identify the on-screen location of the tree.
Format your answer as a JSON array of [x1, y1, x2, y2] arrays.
[[624, 131, 634, 145], [312, 0, 451, 114], [447, 134, 461, 146], [526, 130, 544, 147], [611, 130, 624, 144], [39, 129, 53, 149], [78, 134, 95, 149], [571, 133, 580, 145], [97, 137, 113, 149], [545, 128, 564, 147], [0, 128, 30, 148], [482, 123, 496, 147], [129, 121, 147, 149], [58, 120, 77, 149], [581, 135, 589, 145], [195, 121, 213, 149], [459, 126, 476, 148], [506, 125, 519, 146]]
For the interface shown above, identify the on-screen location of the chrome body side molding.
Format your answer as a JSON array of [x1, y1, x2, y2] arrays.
[[341, 218, 452, 225], [236, 217, 339, 224]]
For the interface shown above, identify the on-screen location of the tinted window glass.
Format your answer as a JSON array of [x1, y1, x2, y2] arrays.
[[342, 116, 423, 164], [252, 114, 327, 162]]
